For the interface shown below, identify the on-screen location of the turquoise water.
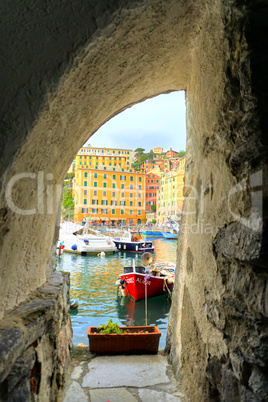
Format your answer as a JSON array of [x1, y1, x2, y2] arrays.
[[56, 238, 177, 349]]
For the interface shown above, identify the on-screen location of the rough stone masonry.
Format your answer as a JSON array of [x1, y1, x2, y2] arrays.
[[0, 0, 267, 400]]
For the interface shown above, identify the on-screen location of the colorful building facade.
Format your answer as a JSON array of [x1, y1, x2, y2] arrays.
[[145, 173, 161, 211], [140, 158, 170, 172], [166, 148, 179, 158], [156, 157, 185, 223], [153, 147, 163, 154], [73, 147, 145, 224]]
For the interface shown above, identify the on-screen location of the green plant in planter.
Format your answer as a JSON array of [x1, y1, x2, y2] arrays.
[[96, 319, 125, 334]]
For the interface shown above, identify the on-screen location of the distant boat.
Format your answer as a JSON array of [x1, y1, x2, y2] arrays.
[[162, 231, 179, 239], [162, 217, 180, 240], [113, 231, 154, 253], [141, 230, 164, 238], [117, 259, 175, 301]]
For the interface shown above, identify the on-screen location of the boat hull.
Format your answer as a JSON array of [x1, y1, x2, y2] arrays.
[[63, 247, 117, 255], [120, 272, 173, 301], [162, 233, 179, 239], [113, 240, 154, 253], [141, 230, 164, 238]]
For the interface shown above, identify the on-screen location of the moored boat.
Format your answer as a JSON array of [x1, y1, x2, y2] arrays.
[[141, 230, 164, 238], [116, 258, 175, 301], [113, 231, 154, 253], [162, 231, 179, 239], [162, 217, 180, 239], [59, 220, 117, 255]]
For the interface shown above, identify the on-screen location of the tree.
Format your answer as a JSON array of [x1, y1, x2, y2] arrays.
[[178, 150, 186, 157], [61, 176, 74, 220], [134, 148, 145, 160], [151, 204, 156, 212]]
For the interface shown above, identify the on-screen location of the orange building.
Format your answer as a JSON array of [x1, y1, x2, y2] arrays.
[[73, 147, 146, 224], [145, 173, 161, 211], [166, 148, 179, 158]]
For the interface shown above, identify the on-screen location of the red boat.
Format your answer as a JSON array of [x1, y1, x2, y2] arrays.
[[118, 263, 175, 301]]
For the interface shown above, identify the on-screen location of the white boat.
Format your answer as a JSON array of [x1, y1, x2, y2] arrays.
[[59, 220, 118, 255]]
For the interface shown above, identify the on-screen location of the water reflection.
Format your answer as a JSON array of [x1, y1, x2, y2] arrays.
[[57, 238, 177, 348], [116, 294, 171, 328]]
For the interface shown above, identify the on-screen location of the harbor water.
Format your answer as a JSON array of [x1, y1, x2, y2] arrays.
[[56, 238, 177, 349]]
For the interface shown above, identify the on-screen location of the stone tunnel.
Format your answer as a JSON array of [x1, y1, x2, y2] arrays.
[[0, 0, 267, 400]]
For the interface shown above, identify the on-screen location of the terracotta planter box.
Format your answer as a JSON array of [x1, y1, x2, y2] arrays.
[[88, 325, 161, 354]]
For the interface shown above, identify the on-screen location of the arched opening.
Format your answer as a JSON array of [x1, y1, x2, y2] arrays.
[[58, 91, 186, 350], [0, 1, 266, 400]]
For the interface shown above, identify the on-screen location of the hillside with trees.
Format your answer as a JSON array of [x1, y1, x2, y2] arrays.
[[132, 148, 185, 170]]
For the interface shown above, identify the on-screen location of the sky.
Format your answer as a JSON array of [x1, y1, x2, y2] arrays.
[[86, 91, 186, 152]]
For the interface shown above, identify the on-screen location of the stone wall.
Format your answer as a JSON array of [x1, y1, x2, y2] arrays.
[[0, 272, 72, 401], [167, 1, 268, 400]]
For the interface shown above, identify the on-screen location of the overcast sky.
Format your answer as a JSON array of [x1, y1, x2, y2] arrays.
[[86, 91, 186, 152]]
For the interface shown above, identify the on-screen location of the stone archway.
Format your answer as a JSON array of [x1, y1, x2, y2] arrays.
[[0, 0, 267, 400]]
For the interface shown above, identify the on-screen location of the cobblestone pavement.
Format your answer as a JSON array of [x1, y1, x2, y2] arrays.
[[59, 348, 184, 402]]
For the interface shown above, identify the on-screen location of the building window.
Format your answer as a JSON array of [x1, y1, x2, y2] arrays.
[[94, 173, 97, 178], [93, 190, 97, 196], [112, 209, 115, 214], [138, 177, 142, 182], [120, 175, 126, 181], [138, 210, 141, 215], [121, 209, 124, 215], [83, 199, 87, 204], [113, 174, 116, 180], [103, 191, 107, 196], [121, 192, 124, 197], [112, 192, 116, 197], [130, 193, 133, 198], [84, 172, 88, 177], [101, 209, 107, 214], [84, 190, 87, 195], [112, 183, 116, 188], [138, 193, 141, 198], [104, 173, 107, 179], [120, 201, 125, 206], [94, 182, 97, 187], [103, 182, 107, 188], [138, 202, 141, 207], [92, 199, 98, 205], [121, 184, 124, 189], [91, 208, 98, 214], [129, 210, 132, 215], [82, 208, 88, 213], [138, 185, 142, 190], [130, 184, 133, 189], [130, 176, 133, 181], [130, 201, 133, 207], [84, 180, 87, 186]]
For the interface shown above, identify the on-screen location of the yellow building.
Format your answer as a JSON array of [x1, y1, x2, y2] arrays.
[[76, 146, 132, 169], [156, 156, 185, 224], [73, 147, 146, 224], [153, 147, 163, 154]]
